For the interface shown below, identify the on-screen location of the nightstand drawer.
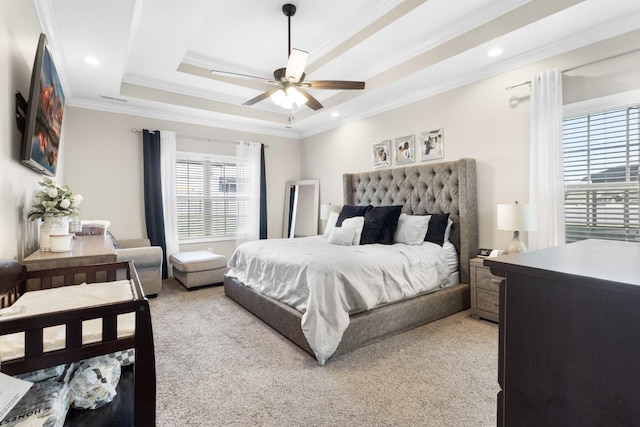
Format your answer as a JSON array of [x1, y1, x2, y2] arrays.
[[477, 288, 499, 313], [475, 267, 501, 292], [470, 257, 500, 322]]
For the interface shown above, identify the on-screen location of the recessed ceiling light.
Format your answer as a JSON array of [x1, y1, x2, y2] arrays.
[[331, 112, 339, 118], [487, 48, 503, 58], [83, 56, 100, 66]]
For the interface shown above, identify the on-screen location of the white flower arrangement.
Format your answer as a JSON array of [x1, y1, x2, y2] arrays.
[[28, 177, 83, 221]]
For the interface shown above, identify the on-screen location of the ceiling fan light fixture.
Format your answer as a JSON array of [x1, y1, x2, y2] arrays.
[[270, 86, 307, 109], [270, 88, 286, 105], [289, 87, 307, 106]]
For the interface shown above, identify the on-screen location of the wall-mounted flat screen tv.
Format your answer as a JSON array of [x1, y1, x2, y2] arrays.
[[20, 33, 65, 177]]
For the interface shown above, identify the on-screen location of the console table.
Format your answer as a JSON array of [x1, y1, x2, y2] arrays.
[[22, 235, 116, 272], [484, 239, 640, 426]]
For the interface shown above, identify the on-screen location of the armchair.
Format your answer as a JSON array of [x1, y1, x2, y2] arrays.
[[115, 238, 163, 297], [79, 221, 163, 297]]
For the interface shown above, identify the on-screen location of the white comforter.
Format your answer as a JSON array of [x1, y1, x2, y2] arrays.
[[227, 236, 451, 364]]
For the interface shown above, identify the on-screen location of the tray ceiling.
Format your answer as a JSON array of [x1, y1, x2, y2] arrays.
[[35, 0, 640, 138]]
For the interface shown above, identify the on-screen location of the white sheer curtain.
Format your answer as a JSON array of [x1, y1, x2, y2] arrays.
[[160, 130, 179, 277], [235, 142, 262, 246], [528, 68, 565, 250]]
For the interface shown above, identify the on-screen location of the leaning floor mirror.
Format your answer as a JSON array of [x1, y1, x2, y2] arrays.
[[282, 180, 319, 238]]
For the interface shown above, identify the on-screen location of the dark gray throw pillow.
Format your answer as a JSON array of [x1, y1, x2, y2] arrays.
[[360, 205, 403, 245], [336, 205, 372, 227], [424, 213, 450, 246]]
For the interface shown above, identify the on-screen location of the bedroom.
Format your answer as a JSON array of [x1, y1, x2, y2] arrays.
[[1, 0, 639, 425], [2, 0, 639, 259]]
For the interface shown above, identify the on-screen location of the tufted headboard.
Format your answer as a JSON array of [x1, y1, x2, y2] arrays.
[[342, 158, 478, 284]]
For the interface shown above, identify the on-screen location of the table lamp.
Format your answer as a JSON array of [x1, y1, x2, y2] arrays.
[[320, 203, 341, 233], [497, 201, 536, 254], [320, 204, 331, 221]]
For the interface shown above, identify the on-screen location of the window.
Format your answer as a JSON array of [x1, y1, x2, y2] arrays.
[[563, 106, 639, 243], [176, 153, 238, 241]]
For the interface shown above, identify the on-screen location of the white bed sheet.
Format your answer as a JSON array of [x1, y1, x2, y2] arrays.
[[227, 235, 451, 364], [0, 280, 135, 362]]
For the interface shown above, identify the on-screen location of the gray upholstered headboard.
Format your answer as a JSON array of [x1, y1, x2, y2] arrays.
[[342, 158, 478, 284]]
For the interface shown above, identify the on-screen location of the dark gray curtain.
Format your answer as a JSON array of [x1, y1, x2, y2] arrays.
[[260, 144, 267, 239], [142, 129, 168, 278]]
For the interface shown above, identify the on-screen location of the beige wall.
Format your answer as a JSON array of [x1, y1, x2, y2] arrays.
[[0, 0, 63, 260], [300, 31, 640, 251], [62, 107, 300, 260]]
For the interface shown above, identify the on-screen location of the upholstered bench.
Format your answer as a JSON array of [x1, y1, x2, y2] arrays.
[[169, 250, 228, 289]]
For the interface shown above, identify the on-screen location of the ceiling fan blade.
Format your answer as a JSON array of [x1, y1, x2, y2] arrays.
[[243, 87, 282, 106], [296, 88, 323, 110], [211, 69, 278, 84], [304, 80, 365, 90], [285, 48, 308, 82]]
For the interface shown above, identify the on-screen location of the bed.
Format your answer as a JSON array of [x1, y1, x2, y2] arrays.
[[0, 260, 155, 427], [224, 158, 478, 364]]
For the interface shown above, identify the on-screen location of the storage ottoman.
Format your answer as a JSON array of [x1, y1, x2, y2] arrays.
[[169, 251, 228, 289]]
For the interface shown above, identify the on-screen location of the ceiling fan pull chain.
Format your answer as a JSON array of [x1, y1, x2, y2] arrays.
[[286, 114, 295, 129]]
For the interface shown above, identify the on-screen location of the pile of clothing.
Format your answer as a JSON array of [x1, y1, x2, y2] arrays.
[[2, 349, 134, 427]]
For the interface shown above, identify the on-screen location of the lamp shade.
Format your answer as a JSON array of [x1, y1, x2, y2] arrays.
[[320, 204, 340, 220], [497, 203, 536, 231], [320, 204, 331, 220]]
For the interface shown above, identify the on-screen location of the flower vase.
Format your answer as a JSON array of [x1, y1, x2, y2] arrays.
[[40, 217, 70, 251]]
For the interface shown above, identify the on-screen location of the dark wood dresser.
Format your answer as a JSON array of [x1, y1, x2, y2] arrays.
[[484, 239, 640, 427]]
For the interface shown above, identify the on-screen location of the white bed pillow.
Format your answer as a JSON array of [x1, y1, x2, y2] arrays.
[[442, 241, 459, 272], [444, 218, 454, 243], [328, 226, 355, 246], [328, 216, 364, 245], [344, 216, 365, 244], [323, 211, 340, 235], [394, 214, 431, 245]]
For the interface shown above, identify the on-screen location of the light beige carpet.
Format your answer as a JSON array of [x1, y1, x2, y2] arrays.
[[149, 279, 499, 426]]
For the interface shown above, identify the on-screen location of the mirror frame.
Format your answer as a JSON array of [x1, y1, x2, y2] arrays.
[[282, 179, 319, 238]]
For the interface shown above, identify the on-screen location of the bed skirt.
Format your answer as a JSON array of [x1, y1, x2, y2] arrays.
[[223, 276, 470, 361]]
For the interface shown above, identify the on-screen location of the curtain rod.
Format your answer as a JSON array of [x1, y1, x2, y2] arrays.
[[504, 47, 640, 91], [130, 128, 268, 147]]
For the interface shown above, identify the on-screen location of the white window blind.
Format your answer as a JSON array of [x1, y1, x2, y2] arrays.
[[563, 106, 639, 243], [176, 153, 238, 240]]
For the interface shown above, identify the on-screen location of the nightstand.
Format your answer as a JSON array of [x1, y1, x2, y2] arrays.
[[470, 257, 501, 322]]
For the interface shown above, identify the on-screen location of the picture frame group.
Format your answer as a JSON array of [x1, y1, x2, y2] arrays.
[[373, 128, 444, 168]]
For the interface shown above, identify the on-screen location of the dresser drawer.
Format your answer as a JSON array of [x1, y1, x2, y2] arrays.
[[477, 288, 499, 313], [475, 267, 501, 292]]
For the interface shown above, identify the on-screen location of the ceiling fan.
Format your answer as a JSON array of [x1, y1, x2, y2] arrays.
[[210, 3, 365, 111]]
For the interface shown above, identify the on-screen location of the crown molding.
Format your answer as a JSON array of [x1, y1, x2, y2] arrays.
[[308, 0, 404, 62], [67, 98, 302, 139], [63, 5, 640, 142], [357, 0, 532, 81], [299, 17, 640, 138], [122, 73, 249, 106]]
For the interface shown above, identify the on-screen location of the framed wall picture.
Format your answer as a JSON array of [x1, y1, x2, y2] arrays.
[[394, 135, 415, 164], [373, 140, 391, 168], [419, 128, 444, 162]]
